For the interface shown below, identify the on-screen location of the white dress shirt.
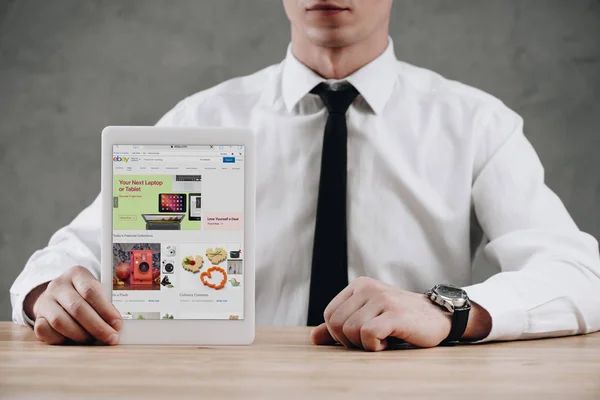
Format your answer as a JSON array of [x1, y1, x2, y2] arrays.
[[11, 39, 600, 342]]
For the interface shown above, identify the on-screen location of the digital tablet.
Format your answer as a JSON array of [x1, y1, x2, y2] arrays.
[[188, 193, 202, 221], [101, 126, 255, 345]]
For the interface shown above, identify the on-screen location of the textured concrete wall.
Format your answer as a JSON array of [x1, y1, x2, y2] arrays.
[[1, 0, 599, 321]]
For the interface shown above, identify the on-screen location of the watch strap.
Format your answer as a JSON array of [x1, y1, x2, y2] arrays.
[[442, 302, 471, 345]]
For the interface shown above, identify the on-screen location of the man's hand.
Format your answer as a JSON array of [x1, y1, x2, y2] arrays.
[[25, 266, 123, 345], [310, 277, 491, 351]]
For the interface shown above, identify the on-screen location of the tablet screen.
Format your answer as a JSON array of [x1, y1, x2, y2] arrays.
[[111, 144, 245, 321]]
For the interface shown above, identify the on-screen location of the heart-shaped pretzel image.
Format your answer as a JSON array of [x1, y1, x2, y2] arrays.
[[200, 266, 227, 290]]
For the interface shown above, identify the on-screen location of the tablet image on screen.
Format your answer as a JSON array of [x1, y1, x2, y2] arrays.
[[159, 193, 187, 213], [189, 193, 201, 221]]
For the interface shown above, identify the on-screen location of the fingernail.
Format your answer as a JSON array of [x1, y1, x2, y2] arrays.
[[112, 319, 124, 331], [107, 333, 119, 345]]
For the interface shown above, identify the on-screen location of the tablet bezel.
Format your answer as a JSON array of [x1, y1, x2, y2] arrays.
[[101, 126, 255, 345]]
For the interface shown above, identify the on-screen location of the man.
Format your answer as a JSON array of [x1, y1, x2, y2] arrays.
[[10, 0, 600, 351]]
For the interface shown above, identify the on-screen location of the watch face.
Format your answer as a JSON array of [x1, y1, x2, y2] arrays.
[[436, 285, 466, 300]]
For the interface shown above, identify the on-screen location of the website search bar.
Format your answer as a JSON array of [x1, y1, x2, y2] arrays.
[[137, 157, 220, 163]]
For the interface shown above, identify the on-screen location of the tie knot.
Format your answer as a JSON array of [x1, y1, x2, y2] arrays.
[[310, 82, 359, 114]]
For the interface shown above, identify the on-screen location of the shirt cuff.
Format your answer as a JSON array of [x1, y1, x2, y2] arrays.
[[22, 310, 36, 327], [463, 278, 528, 342], [12, 277, 53, 327]]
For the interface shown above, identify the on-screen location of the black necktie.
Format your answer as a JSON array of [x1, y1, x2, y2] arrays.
[[307, 82, 360, 326]]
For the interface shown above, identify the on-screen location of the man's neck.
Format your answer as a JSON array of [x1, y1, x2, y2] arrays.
[[290, 30, 389, 80]]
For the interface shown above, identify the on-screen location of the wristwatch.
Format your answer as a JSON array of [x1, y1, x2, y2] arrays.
[[425, 284, 471, 345]]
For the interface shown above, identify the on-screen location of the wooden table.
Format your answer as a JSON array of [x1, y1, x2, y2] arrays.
[[1, 322, 599, 399]]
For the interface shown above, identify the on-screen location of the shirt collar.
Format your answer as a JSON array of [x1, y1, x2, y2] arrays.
[[281, 37, 397, 115]]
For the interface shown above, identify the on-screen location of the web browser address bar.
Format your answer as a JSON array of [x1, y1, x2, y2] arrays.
[[144, 152, 219, 156]]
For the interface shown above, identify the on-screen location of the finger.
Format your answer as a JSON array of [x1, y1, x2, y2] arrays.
[[71, 267, 123, 331], [34, 317, 66, 345], [323, 284, 354, 322], [310, 323, 336, 345], [53, 286, 119, 345], [360, 313, 398, 352], [342, 301, 384, 348], [327, 294, 368, 348], [39, 299, 93, 344]]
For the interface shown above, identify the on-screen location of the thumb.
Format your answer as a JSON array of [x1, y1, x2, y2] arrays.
[[310, 323, 336, 345]]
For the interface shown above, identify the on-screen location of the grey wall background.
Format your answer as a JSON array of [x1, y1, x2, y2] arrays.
[[0, 0, 599, 321]]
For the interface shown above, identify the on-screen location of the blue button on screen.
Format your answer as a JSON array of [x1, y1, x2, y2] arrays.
[[223, 157, 235, 163]]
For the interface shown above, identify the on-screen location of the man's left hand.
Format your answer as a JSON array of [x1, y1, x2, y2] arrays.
[[310, 276, 454, 351]]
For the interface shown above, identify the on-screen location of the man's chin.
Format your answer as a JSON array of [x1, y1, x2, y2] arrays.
[[305, 27, 357, 48]]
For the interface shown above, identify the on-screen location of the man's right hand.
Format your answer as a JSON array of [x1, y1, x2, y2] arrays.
[[25, 266, 123, 345]]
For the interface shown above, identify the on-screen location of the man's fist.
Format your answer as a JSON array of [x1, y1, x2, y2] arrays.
[[310, 277, 453, 351], [26, 266, 123, 345]]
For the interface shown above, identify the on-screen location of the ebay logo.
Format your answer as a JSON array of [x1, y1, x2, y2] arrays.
[[113, 156, 129, 163]]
